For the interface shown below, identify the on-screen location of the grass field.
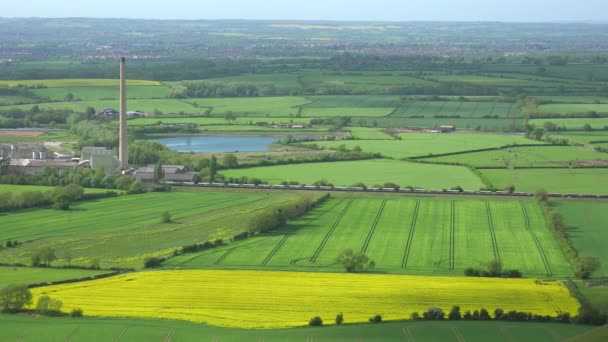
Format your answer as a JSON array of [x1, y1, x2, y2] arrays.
[[391, 101, 521, 118], [348, 127, 392, 139], [190, 97, 310, 117], [365, 116, 524, 130], [530, 118, 608, 130], [0, 315, 593, 341], [480, 168, 608, 194], [0, 189, 315, 269], [31, 270, 580, 328], [31, 85, 171, 101], [0, 79, 160, 87], [0, 266, 108, 287], [554, 201, 608, 277], [547, 131, 608, 144], [424, 145, 607, 167], [539, 103, 608, 114], [303, 95, 400, 108], [222, 159, 485, 190], [165, 196, 571, 278], [0, 184, 120, 195], [302, 107, 394, 117], [312, 133, 541, 159]]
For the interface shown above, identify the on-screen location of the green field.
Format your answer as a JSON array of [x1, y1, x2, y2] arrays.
[[311, 133, 541, 159], [0, 266, 108, 287], [539, 103, 608, 114], [0, 79, 160, 87], [547, 131, 608, 144], [481, 168, 608, 194], [222, 159, 486, 190], [302, 107, 394, 117], [348, 127, 392, 139], [191, 97, 310, 117], [554, 201, 608, 277], [391, 101, 521, 118], [530, 118, 608, 130], [166, 196, 571, 278], [303, 95, 400, 108], [0, 315, 592, 341], [31, 85, 171, 101], [425, 146, 607, 167], [0, 189, 316, 269], [0, 184, 121, 195], [366, 116, 524, 130]]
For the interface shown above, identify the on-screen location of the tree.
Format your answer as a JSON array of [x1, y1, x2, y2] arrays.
[[62, 184, 84, 201], [153, 162, 164, 184], [574, 256, 601, 279], [223, 111, 235, 124], [221, 154, 239, 168], [63, 250, 72, 267], [64, 92, 74, 101], [583, 123, 593, 131], [52, 193, 71, 210], [209, 155, 218, 182], [309, 316, 323, 326], [36, 295, 63, 315], [423, 306, 445, 320], [0, 284, 32, 313], [336, 249, 375, 273], [335, 312, 344, 325], [31, 247, 56, 267], [487, 259, 503, 276], [448, 306, 462, 320]]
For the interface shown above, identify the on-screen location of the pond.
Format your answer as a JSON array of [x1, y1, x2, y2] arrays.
[[150, 135, 282, 153]]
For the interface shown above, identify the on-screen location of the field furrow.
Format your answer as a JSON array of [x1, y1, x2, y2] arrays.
[[365, 200, 415, 269], [402, 200, 420, 269], [360, 200, 387, 253], [407, 200, 451, 271]]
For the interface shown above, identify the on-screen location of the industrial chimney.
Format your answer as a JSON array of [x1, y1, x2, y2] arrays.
[[118, 57, 128, 170]]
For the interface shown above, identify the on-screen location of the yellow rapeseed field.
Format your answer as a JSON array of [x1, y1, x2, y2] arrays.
[[31, 270, 580, 328]]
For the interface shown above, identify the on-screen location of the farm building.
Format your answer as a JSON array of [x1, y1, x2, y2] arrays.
[[438, 125, 456, 133], [0, 143, 48, 159], [134, 164, 197, 183], [80, 147, 119, 173], [8, 158, 79, 175]]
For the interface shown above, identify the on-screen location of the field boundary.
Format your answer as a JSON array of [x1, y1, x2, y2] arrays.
[[310, 200, 353, 263], [450, 201, 456, 271], [261, 235, 291, 266], [402, 200, 420, 268], [360, 200, 387, 254], [520, 201, 553, 278], [486, 202, 501, 261]]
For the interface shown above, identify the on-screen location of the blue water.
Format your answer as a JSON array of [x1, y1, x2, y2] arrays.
[[151, 135, 281, 153]]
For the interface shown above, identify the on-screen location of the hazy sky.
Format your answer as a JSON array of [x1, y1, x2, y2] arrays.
[[5, 0, 608, 22]]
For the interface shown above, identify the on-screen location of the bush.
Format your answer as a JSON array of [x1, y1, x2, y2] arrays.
[[410, 312, 421, 320], [423, 306, 445, 320], [369, 314, 382, 323], [479, 308, 491, 320], [144, 257, 164, 269], [336, 249, 375, 273], [160, 211, 172, 223], [36, 295, 63, 316], [309, 316, 323, 326], [335, 312, 344, 325], [71, 308, 84, 317]]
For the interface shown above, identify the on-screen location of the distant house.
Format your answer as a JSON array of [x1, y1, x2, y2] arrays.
[[127, 111, 145, 119], [438, 125, 456, 133], [97, 108, 119, 120]]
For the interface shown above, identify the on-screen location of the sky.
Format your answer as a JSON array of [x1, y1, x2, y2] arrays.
[[5, 0, 608, 22]]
